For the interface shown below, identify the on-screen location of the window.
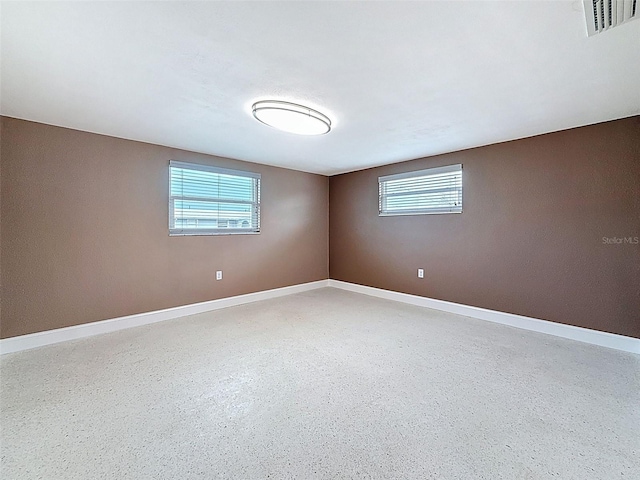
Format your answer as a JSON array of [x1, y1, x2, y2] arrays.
[[169, 161, 260, 235], [379, 164, 462, 216]]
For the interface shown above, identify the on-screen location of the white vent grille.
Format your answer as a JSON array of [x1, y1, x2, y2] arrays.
[[584, 0, 638, 36]]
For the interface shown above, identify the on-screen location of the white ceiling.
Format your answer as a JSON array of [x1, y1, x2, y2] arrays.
[[2, 1, 639, 175]]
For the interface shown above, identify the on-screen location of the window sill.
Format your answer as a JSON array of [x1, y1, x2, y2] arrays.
[[169, 231, 261, 236], [379, 211, 462, 216]]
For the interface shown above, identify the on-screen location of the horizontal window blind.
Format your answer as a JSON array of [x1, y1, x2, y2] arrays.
[[379, 164, 462, 216], [169, 161, 261, 235]]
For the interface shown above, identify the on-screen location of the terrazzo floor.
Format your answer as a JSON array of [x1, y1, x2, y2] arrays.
[[1, 288, 639, 479]]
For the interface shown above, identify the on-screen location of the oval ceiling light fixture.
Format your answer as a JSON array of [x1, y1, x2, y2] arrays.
[[252, 100, 331, 135]]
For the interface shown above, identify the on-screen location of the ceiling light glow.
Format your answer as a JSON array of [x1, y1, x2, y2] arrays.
[[252, 100, 331, 135]]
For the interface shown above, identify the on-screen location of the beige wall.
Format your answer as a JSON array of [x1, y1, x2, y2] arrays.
[[1, 117, 329, 338], [330, 117, 640, 338]]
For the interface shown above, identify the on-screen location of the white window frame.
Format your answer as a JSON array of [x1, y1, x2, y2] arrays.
[[379, 164, 462, 216], [169, 161, 261, 236]]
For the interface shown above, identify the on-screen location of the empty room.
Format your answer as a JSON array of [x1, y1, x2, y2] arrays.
[[1, 1, 639, 479]]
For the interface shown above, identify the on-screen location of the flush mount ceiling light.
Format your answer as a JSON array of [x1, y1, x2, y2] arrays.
[[252, 100, 332, 135]]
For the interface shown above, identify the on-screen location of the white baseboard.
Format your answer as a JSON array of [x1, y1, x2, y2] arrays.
[[0, 280, 330, 355], [4, 279, 637, 356], [328, 280, 640, 355]]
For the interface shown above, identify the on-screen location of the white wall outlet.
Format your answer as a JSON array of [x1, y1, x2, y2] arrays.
[[417, 268, 424, 279], [216, 270, 223, 281]]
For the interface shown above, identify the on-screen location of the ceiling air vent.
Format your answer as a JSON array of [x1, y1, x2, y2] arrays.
[[584, 0, 638, 36]]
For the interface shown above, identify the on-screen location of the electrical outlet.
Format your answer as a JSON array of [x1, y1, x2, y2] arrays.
[[417, 268, 424, 279], [216, 270, 223, 281]]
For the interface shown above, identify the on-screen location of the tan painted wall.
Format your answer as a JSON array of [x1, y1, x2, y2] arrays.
[[1, 117, 329, 338], [3, 116, 638, 340], [330, 117, 640, 338]]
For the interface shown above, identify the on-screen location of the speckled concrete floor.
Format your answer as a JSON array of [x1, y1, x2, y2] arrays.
[[1, 288, 639, 479]]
